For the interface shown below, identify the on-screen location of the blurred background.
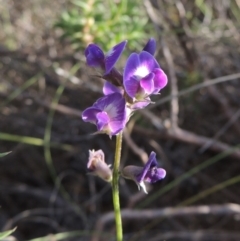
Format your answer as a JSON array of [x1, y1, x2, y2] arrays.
[[0, 0, 240, 240]]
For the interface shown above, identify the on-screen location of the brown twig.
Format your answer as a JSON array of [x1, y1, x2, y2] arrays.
[[199, 107, 240, 153], [148, 230, 240, 241], [150, 73, 240, 109], [134, 125, 240, 159], [206, 83, 240, 136], [123, 129, 148, 164], [92, 203, 240, 241], [34, 97, 82, 117], [160, 38, 179, 129], [139, 109, 240, 159]]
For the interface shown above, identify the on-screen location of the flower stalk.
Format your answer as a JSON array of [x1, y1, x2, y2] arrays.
[[83, 39, 168, 240], [112, 131, 123, 241]]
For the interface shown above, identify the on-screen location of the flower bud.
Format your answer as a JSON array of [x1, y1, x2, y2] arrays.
[[87, 149, 112, 182]]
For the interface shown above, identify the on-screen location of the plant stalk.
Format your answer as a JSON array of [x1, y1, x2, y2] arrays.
[[112, 131, 123, 241]]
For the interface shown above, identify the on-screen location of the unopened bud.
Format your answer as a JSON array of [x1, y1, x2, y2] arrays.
[[87, 149, 112, 182]]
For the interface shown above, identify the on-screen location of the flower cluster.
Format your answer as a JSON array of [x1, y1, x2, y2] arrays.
[[83, 38, 167, 193], [82, 38, 168, 137]]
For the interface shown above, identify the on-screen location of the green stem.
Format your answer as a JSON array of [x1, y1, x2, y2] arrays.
[[112, 131, 123, 241]]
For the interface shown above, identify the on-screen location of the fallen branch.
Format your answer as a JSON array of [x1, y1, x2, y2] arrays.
[[148, 230, 240, 241], [139, 109, 240, 159], [92, 203, 240, 241]]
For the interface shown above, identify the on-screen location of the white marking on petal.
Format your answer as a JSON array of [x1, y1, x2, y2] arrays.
[[105, 103, 117, 118], [134, 66, 149, 78], [126, 107, 133, 122], [139, 181, 148, 194], [106, 48, 115, 58]]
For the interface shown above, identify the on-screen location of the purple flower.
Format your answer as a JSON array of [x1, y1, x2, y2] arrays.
[[87, 149, 112, 182], [121, 151, 166, 194], [143, 38, 156, 56], [85, 41, 127, 74], [82, 93, 127, 137], [123, 51, 168, 101]]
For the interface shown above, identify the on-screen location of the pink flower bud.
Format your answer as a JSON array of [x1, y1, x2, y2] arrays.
[[87, 150, 112, 182]]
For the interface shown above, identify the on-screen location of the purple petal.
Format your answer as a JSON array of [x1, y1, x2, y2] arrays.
[[85, 44, 105, 67], [124, 52, 140, 85], [108, 95, 127, 135], [109, 121, 126, 135], [143, 38, 156, 55], [96, 112, 110, 131], [105, 40, 127, 74], [109, 109, 127, 135], [144, 168, 166, 183], [103, 81, 122, 95], [106, 94, 125, 120], [152, 68, 168, 93], [140, 72, 155, 94], [136, 152, 157, 183], [139, 51, 160, 71], [124, 76, 139, 98], [93, 94, 116, 110], [149, 151, 159, 167], [82, 107, 101, 123], [93, 93, 122, 112]]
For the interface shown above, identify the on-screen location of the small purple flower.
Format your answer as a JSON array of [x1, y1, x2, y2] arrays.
[[87, 149, 112, 182], [143, 38, 156, 56], [85, 41, 127, 75], [121, 151, 166, 194], [82, 93, 127, 137], [123, 51, 168, 101]]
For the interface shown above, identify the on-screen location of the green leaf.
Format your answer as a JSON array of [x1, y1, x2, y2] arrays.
[[0, 227, 17, 240], [72, 0, 89, 10], [0, 151, 11, 158]]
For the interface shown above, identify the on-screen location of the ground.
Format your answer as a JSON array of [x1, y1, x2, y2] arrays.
[[0, 1, 240, 241]]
